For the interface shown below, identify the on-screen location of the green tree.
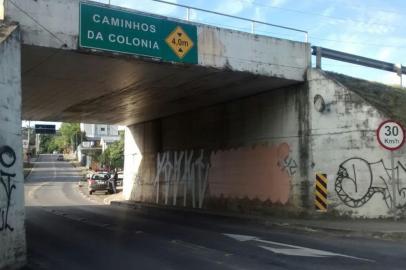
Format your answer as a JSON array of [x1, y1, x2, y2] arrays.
[[99, 132, 124, 169], [39, 123, 84, 153], [59, 123, 83, 151], [39, 134, 54, 153], [39, 134, 65, 153]]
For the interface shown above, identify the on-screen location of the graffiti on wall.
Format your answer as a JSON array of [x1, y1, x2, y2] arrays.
[[152, 144, 297, 207], [277, 143, 298, 177], [154, 150, 209, 208], [208, 143, 296, 204], [0, 145, 16, 232], [335, 158, 406, 209]]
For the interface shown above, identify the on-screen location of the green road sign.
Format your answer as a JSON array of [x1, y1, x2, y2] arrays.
[[79, 2, 198, 64], [35, 124, 56, 134]]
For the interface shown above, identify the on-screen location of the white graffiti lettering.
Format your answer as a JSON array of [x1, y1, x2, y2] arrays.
[[154, 150, 210, 208]]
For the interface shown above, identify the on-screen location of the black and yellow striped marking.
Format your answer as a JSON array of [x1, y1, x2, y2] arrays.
[[315, 173, 328, 211]]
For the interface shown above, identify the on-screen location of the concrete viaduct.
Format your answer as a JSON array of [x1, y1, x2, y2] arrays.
[[1, 0, 406, 268]]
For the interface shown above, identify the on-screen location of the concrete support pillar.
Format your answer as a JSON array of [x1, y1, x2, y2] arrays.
[[123, 121, 161, 201], [0, 24, 26, 269], [123, 126, 142, 200]]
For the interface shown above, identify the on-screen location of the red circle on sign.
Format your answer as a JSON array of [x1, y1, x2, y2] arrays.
[[376, 120, 406, 151]]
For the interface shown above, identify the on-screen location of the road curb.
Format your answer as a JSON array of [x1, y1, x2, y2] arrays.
[[75, 184, 101, 205], [24, 157, 38, 181], [110, 201, 406, 242]]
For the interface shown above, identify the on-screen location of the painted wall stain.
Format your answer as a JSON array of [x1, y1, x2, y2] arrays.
[[208, 144, 295, 204]]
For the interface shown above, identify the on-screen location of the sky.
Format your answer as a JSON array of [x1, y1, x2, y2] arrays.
[[95, 0, 406, 86], [25, 0, 406, 128]]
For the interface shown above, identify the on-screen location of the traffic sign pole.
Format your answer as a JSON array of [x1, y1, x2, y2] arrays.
[[376, 120, 405, 220], [391, 150, 396, 218]]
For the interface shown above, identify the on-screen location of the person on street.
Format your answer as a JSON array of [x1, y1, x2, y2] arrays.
[[108, 170, 117, 194]]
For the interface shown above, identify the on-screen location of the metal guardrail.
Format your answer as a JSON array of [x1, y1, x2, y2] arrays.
[[312, 46, 405, 75], [107, 0, 308, 42], [152, 0, 308, 42], [312, 46, 404, 87]]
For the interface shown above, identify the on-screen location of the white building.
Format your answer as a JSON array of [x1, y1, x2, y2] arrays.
[[80, 123, 120, 141], [78, 124, 121, 168]]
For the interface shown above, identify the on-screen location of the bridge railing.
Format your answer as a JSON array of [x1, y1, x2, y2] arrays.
[[101, 0, 308, 42]]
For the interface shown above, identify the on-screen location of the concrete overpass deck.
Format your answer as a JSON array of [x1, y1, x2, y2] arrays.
[[6, 0, 310, 125]]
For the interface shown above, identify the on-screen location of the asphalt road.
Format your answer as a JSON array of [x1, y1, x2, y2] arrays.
[[24, 154, 406, 270]]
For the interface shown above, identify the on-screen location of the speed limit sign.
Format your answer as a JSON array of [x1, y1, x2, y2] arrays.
[[377, 120, 405, 151]]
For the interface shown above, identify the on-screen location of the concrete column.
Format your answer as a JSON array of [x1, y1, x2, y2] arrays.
[[0, 24, 26, 269], [123, 126, 142, 200], [123, 121, 161, 201]]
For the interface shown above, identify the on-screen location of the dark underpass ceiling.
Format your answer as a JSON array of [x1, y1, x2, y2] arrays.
[[22, 45, 301, 125]]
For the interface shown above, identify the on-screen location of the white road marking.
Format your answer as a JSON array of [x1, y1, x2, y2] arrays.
[[26, 182, 50, 205], [223, 233, 374, 262]]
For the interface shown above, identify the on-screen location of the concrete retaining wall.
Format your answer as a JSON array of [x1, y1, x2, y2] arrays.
[[124, 69, 406, 219], [0, 24, 26, 269], [308, 69, 405, 218], [124, 84, 310, 215]]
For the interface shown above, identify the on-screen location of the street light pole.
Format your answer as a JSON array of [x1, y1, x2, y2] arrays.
[[27, 121, 30, 148]]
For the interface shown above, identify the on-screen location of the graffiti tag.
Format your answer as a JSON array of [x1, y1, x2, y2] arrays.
[[0, 145, 16, 232], [154, 150, 209, 208], [277, 143, 297, 176], [335, 158, 406, 209], [278, 156, 298, 176]]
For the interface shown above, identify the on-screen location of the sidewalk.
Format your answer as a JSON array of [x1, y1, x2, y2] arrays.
[[110, 200, 406, 242]]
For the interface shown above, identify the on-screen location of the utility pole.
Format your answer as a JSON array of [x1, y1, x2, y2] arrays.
[[27, 121, 31, 152], [25, 121, 31, 162], [75, 132, 78, 151], [35, 133, 40, 155]]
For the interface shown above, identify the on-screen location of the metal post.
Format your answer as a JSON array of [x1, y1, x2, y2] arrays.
[[27, 121, 31, 149], [391, 151, 397, 219], [316, 47, 322, 69], [35, 133, 40, 154], [251, 21, 255, 34], [186, 7, 190, 21], [395, 64, 402, 88], [304, 32, 308, 43], [38, 134, 41, 154]]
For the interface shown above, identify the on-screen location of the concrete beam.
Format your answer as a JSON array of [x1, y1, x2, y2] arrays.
[[6, 0, 309, 125], [6, 0, 309, 81]]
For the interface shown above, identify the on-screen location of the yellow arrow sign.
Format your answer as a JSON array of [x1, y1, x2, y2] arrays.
[[165, 26, 194, 59]]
